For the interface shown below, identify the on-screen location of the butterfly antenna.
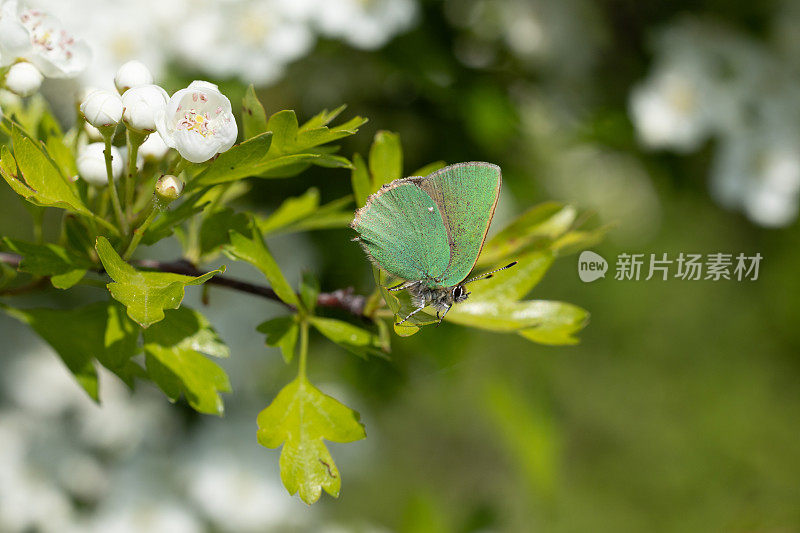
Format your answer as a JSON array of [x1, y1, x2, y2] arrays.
[[464, 261, 518, 285]]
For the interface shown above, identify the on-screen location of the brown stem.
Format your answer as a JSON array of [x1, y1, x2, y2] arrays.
[[0, 253, 369, 317]]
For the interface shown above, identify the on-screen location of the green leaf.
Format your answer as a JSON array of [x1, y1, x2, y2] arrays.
[[309, 316, 385, 359], [260, 195, 353, 235], [1, 301, 141, 399], [199, 208, 249, 258], [142, 196, 210, 245], [257, 315, 299, 363], [299, 105, 348, 131], [4, 128, 90, 217], [351, 153, 371, 207], [257, 376, 366, 503], [478, 203, 577, 267], [143, 307, 231, 415], [242, 85, 268, 140], [259, 188, 320, 235], [368, 130, 402, 191], [467, 252, 554, 302], [96, 236, 224, 328], [299, 271, 319, 313], [191, 132, 273, 188], [224, 218, 299, 307], [2, 238, 91, 289], [447, 299, 588, 342], [411, 160, 447, 177]]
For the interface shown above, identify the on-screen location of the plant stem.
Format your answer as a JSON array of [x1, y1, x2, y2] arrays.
[[298, 319, 309, 380], [123, 201, 158, 260], [104, 136, 128, 235], [124, 130, 145, 221]]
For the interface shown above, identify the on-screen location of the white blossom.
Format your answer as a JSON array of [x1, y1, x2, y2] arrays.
[[4, 61, 42, 96], [155, 80, 237, 163], [77, 142, 122, 185], [80, 89, 123, 129], [17, 3, 90, 78], [139, 132, 170, 161], [121, 84, 168, 133], [114, 59, 153, 93]]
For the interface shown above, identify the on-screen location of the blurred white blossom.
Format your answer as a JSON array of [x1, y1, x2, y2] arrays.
[[631, 18, 800, 227]]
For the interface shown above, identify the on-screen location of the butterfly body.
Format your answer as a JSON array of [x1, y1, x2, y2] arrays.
[[351, 162, 512, 325]]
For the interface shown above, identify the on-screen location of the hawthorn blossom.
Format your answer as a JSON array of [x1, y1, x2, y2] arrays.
[[114, 60, 153, 93], [121, 84, 168, 133], [17, 3, 90, 78], [80, 89, 123, 129], [155, 80, 237, 163], [4, 61, 42, 96], [0, 1, 30, 65], [77, 142, 122, 185]]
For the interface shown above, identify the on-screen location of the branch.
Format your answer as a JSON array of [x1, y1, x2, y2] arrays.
[[0, 253, 369, 318]]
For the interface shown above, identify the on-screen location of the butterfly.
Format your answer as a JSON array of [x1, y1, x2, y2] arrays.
[[351, 161, 516, 326]]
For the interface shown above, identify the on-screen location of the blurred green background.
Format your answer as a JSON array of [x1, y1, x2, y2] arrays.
[[1, 0, 799, 531]]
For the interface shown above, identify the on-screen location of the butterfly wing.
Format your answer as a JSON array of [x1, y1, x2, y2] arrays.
[[417, 162, 501, 287], [351, 179, 450, 283]]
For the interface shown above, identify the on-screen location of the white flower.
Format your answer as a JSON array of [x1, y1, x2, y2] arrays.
[[4, 61, 42, 96], [155, 174, 184, 202], [312, 0, 417, 50], [77, 142, 122, 185], [18, 4, 90, 78], [0, 1, 31, 65], [121, 84, 168, 133], [155, 80, 237, 163], [629, 69, 711, 152], [114, 59, 153, 93], [139, 132, 170, 161], [80, 89, 123, 129]]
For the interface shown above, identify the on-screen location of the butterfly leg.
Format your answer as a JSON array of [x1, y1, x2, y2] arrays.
[[396, 306, 425, 325], [387, 281, 416, 292], [436, 305, 452, 327]]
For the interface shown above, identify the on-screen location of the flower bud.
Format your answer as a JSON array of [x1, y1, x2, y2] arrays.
[[114, 60, 154, 93], [121, 84, 168, 133], [139, 132, 170, 161], [5, 62, 43, 97], [84, 122, 104, 141], [155, 174, 184, 203], [77, 142, 123, 186], [80, 89, 123, 131]]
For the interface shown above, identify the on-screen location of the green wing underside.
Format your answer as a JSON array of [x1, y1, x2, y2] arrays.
[[352, 181, 450, 283], [351, 163, 501, 288], [419, 162, 501, 287]]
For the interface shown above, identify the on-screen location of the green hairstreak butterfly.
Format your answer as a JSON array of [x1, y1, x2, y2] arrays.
[[351, 161, 516, 326]]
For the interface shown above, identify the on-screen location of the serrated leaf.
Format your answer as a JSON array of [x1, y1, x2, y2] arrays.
[[300, 105, 347, 131], [143, 307, 231, 415], [2, 238, 91, 289], [1, 301, 141, 399], [299, 271, 319, 313], [257, 376, 366, 504], [224, 218, 299, 307], [263, 195, 354, 236], [190, 132, 273, 188], [242, 85, 268, 140], [257, 316, 299, 363], [368, 131, 402, 191], [96, 236, 224, 328], [309, 317, 385, 359], [9, 127, 91, 216]]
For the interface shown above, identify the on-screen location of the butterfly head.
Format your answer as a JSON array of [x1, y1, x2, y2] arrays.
[[452, 284, 470, 303]]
